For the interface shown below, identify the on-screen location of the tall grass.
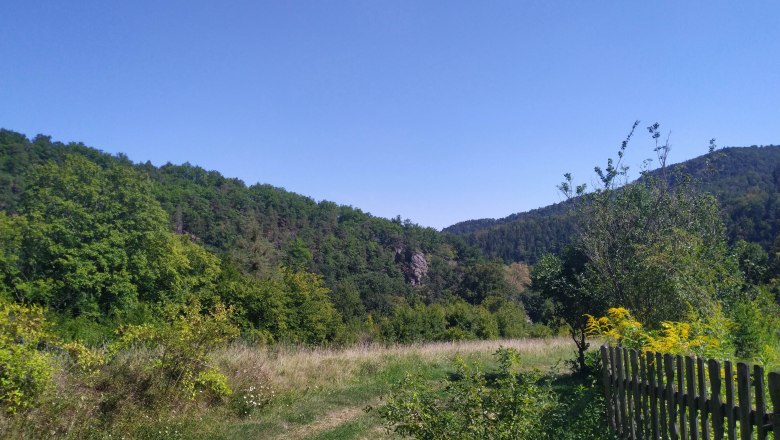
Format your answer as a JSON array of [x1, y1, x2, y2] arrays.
[[0, 337, 574, 439]]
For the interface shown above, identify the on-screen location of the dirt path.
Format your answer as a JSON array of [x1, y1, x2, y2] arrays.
[[281, 400, 378, 440]]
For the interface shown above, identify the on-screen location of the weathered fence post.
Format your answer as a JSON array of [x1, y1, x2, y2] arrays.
[[618, 346, 628, 436], [631, 350, 644, 439], [754, 365, 767, 440], [707, 359, 723, 440], [602, 345, 616, 432], [723, 360, 736, 440], [696, 357, 709, 440], [737, 363, 752, 440], [647, 351, 660, 440], [677, 355, 688, 440], [768, 372, 780, 436], [686, 356, 699, 440], [666, 353, 679, 440], [657, 352, 668, 440]]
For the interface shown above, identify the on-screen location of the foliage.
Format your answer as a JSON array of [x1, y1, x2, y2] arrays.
[[194, 367, 233, 403], [531, 248, 604, 373], [378, 347, 617, 440], [569, 147, 740, 326], [728, 288, 780, 364], [115, 301, 239, 399], [0, 301, 54, 413], [447, 144, 780, 263], [61, 340, 107, 376], [378, 348, 556, 439], [586, 307, 734, 359], [380, 297, 530, 343], [0, 130, 507, 345]]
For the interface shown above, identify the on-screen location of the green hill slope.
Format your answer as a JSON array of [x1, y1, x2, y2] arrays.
[[444, 145, 780, 263]]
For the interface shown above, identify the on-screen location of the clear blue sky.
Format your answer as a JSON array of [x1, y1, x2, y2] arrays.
[[2, 1, 779, 229]]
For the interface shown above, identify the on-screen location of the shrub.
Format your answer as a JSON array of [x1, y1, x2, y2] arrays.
[[61, 340, 107, 376], [195, 367, 233, 404], [586, 306, 733, 359], [0, 302, 55, 413], [378, 348, 557, 439], [113, 300, 239, 400]]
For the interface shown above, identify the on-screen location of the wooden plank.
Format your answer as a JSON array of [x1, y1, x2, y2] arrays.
[[610, 346, 620, 433], [666, 354, 679, 440], [753, 365, 766, 440], [724, 361, 736, 440], [678, 355, 688, 440], [640, 353, 649, 439], [708, 359, 724, 440], [602, 346, 616, 433], [687, 356, 699, 440], [617, 345, 628, 436], [737, 362, 752, 440], [658, 352, 669, 440], [697, 357, 709, 440], [648, 351, 660, 440], [627, 348, 637, 439], [767, 372, 780, 438], [632, 350, 644, 439]]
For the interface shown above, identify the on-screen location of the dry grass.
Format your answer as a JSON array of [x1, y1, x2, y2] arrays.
[[0, 337, 577, 439], [214, 336, 574, 394]]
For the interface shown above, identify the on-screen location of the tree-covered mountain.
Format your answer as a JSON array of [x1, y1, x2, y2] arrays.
[[444, 145, 780, 263], [0, 129, 530, 344]]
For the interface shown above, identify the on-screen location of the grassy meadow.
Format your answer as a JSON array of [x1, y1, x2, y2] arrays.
[[1, 337, 575, 439]]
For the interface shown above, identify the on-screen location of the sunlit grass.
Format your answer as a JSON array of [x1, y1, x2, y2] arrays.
[[0, 336, 576, 439]]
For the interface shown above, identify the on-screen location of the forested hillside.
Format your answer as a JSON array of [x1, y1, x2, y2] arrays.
[[444, 145, 780, 263], [0, 129, 530, 345]]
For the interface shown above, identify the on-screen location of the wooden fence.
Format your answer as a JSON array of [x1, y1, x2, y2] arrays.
[[600, 345, 780, 440]]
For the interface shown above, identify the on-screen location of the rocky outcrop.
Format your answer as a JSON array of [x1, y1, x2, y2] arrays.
[[408, 251, 428, 286]]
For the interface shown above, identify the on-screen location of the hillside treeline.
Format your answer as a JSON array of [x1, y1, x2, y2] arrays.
[[0, 129, 532, 346], [445, 145, 780, 263]]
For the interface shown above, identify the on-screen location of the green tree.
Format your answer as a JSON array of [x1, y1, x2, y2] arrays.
[[531, 248, 603, 372], [559, 123, 741, 327], [16, 156, 173, 316]]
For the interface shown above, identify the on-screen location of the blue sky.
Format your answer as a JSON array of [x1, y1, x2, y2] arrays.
[[2, 1, 779, 229]]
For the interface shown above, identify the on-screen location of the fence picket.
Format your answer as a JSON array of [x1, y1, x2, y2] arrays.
[[641, 354, 650, 439], [603, 346, 616, 431], [618, 346, 628, 436], [658, 352, 669, 440], [687, 356, 699, 440], [754, 365, 767, 440], [678, 355, 688, 440], [724, 361, 736, 440], [632, 350, 644, 439], [628, 349, 637, 439], [648, 351, 661, 440], [737, 363, 752, 440], [697, 357, 709, 440], [666, 354, 680, 440], [708, 359, 723, 440], [768, 372, 780, 437]]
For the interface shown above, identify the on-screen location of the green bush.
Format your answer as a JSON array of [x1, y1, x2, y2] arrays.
[[113, 300, 239, 400], [195, 367, 233, 404], [378, 348, 556, 438], [0, 302, 55, 413], [377, 347, 618, 439]]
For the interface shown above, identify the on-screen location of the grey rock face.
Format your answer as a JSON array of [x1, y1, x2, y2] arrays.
[[408, 252, 428, 286]]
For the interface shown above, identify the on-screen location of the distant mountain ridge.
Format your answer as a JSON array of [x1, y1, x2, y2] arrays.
[[444, 145, 780, 263]]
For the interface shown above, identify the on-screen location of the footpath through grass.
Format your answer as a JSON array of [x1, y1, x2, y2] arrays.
[[1, 337, 574, 439], [203, 337, 573, 439]]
